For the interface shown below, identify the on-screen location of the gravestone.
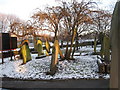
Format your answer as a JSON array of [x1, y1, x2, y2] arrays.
[[20, 40, 31, 64], [110, 0, 120, 89], [37, 39, 43, 56]]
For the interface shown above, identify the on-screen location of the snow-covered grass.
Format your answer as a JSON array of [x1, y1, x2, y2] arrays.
[[78, 39, 94, 43], [0, 45, 110, 80], [78, 46, 101, 55], [1, 55, 99, 80]]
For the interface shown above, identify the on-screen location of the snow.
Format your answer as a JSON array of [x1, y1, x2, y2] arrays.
[[78, 46, 101, 55], [79, 39, 94, 43], [0, 55, 99, 80], [103, 74, 110, 79], [0, 45, 110, 80], [97, 58, 102, 64]]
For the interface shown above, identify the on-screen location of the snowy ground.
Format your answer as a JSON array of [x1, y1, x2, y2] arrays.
[[0, 46, 110, 80]]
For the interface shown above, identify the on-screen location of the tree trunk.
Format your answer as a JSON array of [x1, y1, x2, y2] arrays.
[[45, 40, 50, 56], [94, 36, 97, 53], [110, 1, 120, 89], [65, 41, 69, 59], [61, 40, 63, 48], [54, 25, 58, 40], [76, 32, 79, 50], [100, 34, 104, 58], [67, 29, 77, 59], [103, 35, 110, 63], [58, 45, 64, 59], [71, 43, 76, 59], [76, 40, 79, 50], [33, 36, 37, 51]]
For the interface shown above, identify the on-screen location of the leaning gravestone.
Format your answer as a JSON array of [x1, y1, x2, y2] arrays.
[[20, 40, 31, 64], [110, 0, 120, 89], [50, 39, 64, 75]]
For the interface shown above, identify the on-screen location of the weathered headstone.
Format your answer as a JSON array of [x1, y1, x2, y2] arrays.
[[20, 40, 31, 64], [37, 39, 43, 56], [50, 40, 59, 75], [110, 0, 120, 89], [50, 39, 64, 75]]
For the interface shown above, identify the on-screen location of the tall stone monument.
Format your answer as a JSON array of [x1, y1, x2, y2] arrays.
[[110, 0, 120, 89]]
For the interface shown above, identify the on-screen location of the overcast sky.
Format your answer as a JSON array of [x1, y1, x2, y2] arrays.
[[0, 0, 117, 21]]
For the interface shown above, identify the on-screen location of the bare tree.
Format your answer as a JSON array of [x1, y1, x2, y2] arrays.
[[92, 9, 112, 34], [59, 0, 96, 59], [90, 9, 112, 56], [32, 7, 65, 75], [0, 13, 21, 33]]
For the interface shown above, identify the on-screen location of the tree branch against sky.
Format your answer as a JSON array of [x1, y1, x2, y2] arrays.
[[0, 0, 117, 21]]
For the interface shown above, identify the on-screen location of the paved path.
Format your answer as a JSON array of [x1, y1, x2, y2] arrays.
[[1, 77, 109, 89]]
